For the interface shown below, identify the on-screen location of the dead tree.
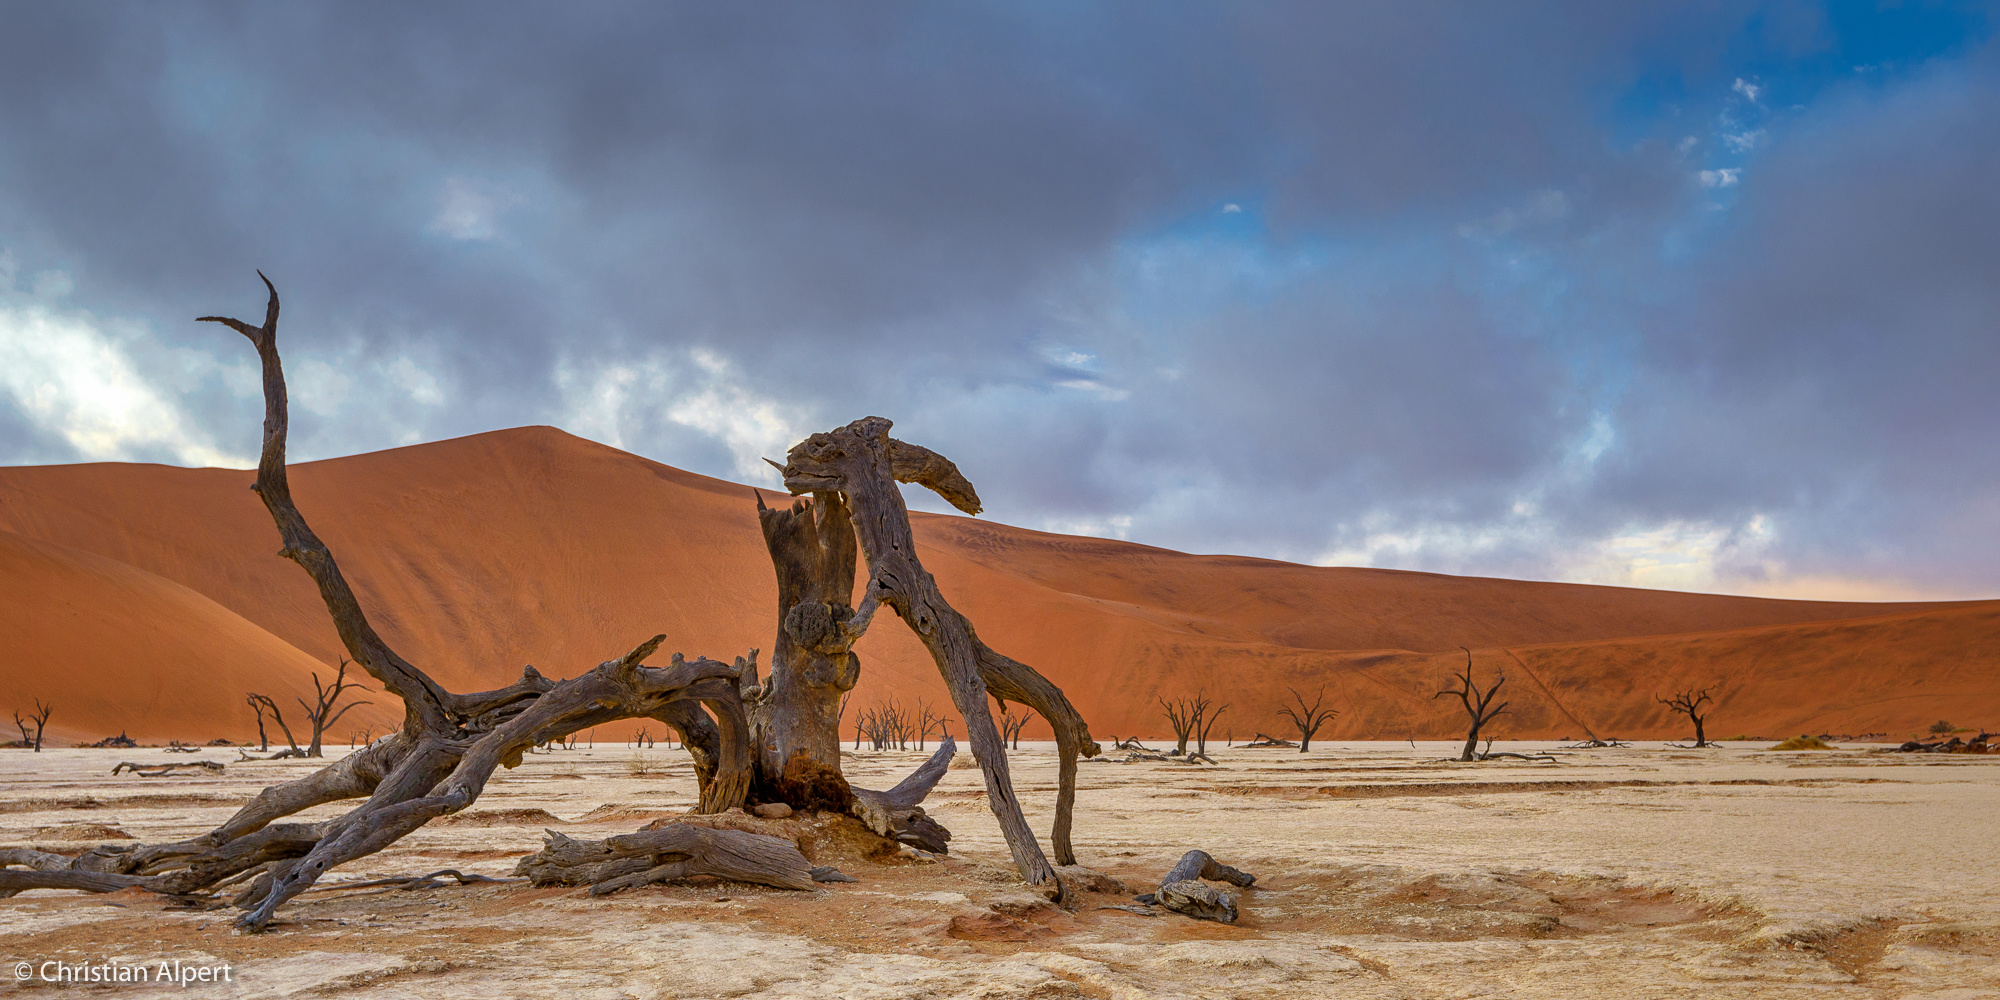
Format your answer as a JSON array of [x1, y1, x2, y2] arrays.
[[1193, 697, 1227, 757], [11, 700, 52, 751], [2, 282, 1097, 920], [1658, 687, 1715, 748], [999, 704, 1029, 749], [298, 659, 373, 757], [915, 700, 947, 751], [244, 694, 304, 756], [1159, 696, 1200, 755], [1436, 647, 1508, 763], [1276, 685, 1337, 752], [772, 416, 1101, 894]]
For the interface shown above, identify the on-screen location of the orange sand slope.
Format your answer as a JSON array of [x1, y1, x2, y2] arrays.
[[0, 529, 401, 745], [0, 426, 1992, 744]]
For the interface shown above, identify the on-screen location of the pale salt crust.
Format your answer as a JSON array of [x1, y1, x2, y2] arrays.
[[0, 741, 1994, 999]]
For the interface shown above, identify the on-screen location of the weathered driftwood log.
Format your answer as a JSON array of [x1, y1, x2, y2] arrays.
[[1240, 733, 1299, 748], [774, 417, 1100, 896], [1892, 733, 1993, 753], [299, 869, 519, 894], [113, 761, 225, 777], [1133, 850, 1256, 923], [516, 825, 817, 894]]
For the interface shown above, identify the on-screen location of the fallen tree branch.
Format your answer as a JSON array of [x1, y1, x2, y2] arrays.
[[515, 825, 818, 895], [848, 736, 955, 852], [113, 761, 225, 777], [301, 869, 521, 894], [1240, 733, 1299, 749]]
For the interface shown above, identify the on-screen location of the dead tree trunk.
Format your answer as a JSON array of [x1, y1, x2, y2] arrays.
[[1160, 696, 1197, 754], [774, 417, 1101, 895], [1276, 685, 1337, 752], [1657, 687, 1715, 748], [1436, 647, 1508, 762], [751, 490, 862, 788]]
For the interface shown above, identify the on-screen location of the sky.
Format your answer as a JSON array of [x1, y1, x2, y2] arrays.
[[1, 1, 1996, 602]]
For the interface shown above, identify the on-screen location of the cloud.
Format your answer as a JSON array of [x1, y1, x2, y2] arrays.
[[427, 178, 509, 241], [0, 3, 1993, 601], [0, 293, 249, 468], [554, 346, 810, 485]]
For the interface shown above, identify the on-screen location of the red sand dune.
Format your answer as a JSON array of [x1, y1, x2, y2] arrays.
[[0, 426, 1993, 745], [0, 529, 400, 745]]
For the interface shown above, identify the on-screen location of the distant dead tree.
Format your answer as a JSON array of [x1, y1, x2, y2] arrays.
[[1193, 697, 1227, 757], [244, 693, 304, 757], [1159, 697, 1198, 754], [1658, 687, 1716, 748], [297, 659, 374, 757], [1436, 648, 1509, 762], [1275, 685, 1338, 752], [915, 699, 946, 751], [999, 705, 1029, 749], [857, 698, 917, 750], [631, 725, 655, 749], [12, 700, 52, 752]]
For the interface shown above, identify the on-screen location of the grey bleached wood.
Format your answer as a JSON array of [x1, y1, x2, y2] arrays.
[[516, 825, 817, 894], [1134, 849, 1256, 923], [775, 417, 1101, 895]]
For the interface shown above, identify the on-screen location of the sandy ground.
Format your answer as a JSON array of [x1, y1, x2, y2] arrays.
[[1, 741, 1995, 999]]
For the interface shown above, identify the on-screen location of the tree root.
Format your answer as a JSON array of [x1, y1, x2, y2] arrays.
[[1131, 850, 1256, 923]]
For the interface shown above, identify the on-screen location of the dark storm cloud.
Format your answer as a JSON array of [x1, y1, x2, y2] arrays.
[[0, 2, 1994, 595]]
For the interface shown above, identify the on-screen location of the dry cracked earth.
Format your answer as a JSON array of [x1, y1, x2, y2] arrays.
[[1, 741, 1995, 999]]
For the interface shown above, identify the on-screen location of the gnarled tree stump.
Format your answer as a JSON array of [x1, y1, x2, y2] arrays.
[[1134, 850, 1256, 923], [773, 417, 1101, 897]]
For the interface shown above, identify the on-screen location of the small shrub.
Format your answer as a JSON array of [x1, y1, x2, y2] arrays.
[[1769, 735, 1834, 751]]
